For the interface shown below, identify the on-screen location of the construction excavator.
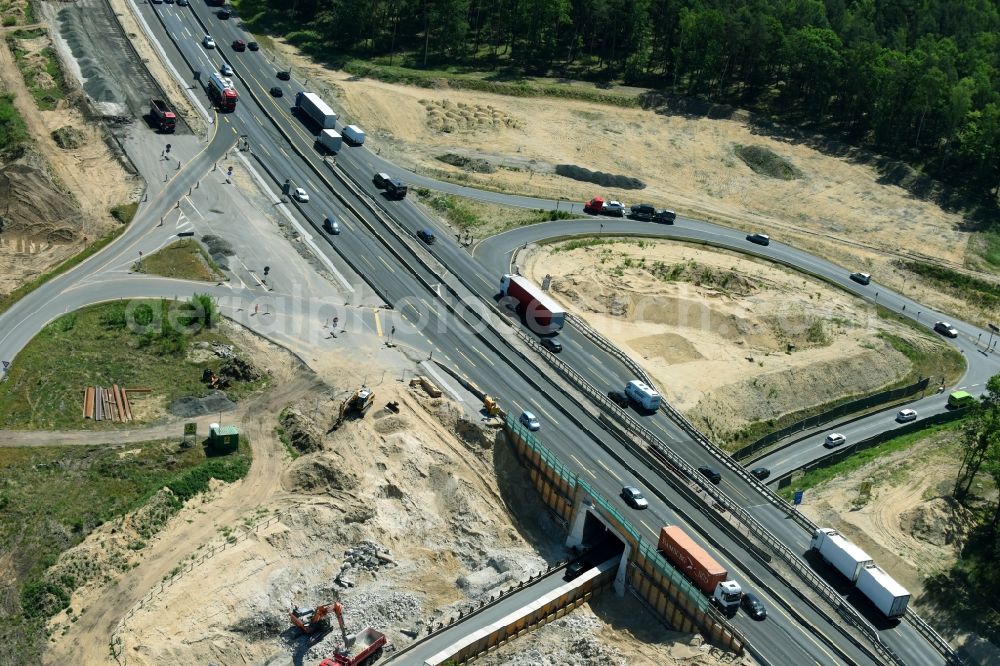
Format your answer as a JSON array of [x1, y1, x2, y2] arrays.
[[290, 601, 342, 635]]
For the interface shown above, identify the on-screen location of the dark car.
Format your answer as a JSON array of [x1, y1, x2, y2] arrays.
[[323, 216, 341, 234], [247, 41, 260, 51], [746, 233, 770, 246], [750, 467, 770, 481], [564, 560, 589, 581], [276, 70, 291, 81], [741, 592, 767, 620], [629, 203, 656, 220], [386, 179, 408, 199], [540, 337, 562, 353], [218, 8, 231, 19], [849, 271, 871, 285], [934, 321, 958, 338], [269, 86, 283, 97], [373, 172, 391, 188], [417, 229, 436, 244], [177, 0, 189, 5], [232, 39, 246, 51], [607, 390, 629, 407], [653, 209, 676, 224], [698, 466, 722, 484]]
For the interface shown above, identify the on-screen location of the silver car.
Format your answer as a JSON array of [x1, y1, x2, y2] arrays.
[[620, 486, 649, 509], [519, 410, 540, 431]]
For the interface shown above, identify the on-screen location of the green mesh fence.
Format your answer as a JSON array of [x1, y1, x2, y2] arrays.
[[505, 414, 709, 612], [636, 539, 711, 611]]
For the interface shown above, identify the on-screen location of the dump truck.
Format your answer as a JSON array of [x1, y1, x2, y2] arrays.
[[319, 627, 387, 666], [856, 564, 910, 618], [810, 528, 873, 583], [657, 526, 742, 612], [149, 99, 176, 132], [295, 91, 337, 129], [207, 72, 238, 112], [499, 273, 565, 334], [318, 128, 343, 153]]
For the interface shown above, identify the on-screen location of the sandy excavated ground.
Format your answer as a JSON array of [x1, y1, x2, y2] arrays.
[[38, 325, 732, 666], [0, 25, 137, 297], [797, 428, 974, 601], [523, 240, 927, 442], [269, 44, 998, 324]]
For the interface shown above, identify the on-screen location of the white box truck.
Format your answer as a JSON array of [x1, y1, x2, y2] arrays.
[[342, 124, 366, 145], [318, 129, 342, 153], [856, 564, 910, 619], [810, 528, 874, 583], [295, 91, 337, 129], [625, 380, 661, 411]]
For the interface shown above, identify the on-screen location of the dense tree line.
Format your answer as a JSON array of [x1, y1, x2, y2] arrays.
[[238, 0, 1000, 196]]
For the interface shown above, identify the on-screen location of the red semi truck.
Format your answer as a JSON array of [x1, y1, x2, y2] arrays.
[[149, 99, 176, 132], [207, 72, 238, 112], [499, 274, 565, 334], [658, 526, 742, 612]]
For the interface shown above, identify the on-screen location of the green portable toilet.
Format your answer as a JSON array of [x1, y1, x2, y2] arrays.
[[208, 423, 239, 454]]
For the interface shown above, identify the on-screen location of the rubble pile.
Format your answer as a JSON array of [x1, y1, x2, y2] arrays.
[[335, 541, 395, 588]]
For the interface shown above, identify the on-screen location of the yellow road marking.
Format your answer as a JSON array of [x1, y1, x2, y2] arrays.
[[373, 309, 383, 337], [378, 255, 395, 272], [360, 255, 375, 270]]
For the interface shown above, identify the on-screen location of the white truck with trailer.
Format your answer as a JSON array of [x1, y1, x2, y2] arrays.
[[294, 92, 337, 129], [810, 528, 873, 582], [625, 379, 661, 411], [318, 129, 342, 153], [342, 124, 366, 145], [856, 564, 910, 618]]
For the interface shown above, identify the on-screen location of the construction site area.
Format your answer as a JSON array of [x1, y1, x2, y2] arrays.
[[26, 328, 744, 666]]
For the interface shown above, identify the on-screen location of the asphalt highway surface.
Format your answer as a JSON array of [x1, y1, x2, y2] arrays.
[[0, 2, 988, 663]]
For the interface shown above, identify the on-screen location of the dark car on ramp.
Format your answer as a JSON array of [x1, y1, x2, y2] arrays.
[[746, 233, 770, 246]]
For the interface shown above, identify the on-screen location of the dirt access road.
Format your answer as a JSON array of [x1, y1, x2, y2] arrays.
[[42, 355, 322, 666]]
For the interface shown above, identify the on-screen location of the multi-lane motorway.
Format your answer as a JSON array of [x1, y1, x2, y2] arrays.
[[2, 1, 996, 663]]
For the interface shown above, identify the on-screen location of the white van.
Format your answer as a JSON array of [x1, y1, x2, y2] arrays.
[[342, 124, 366, 145], [625, 380, 661, 411]]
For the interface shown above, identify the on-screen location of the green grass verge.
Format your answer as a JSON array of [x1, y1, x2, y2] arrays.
[[0, 91, 28, 152], [777, 418, 967, 500], [412, 187, 573, 237], [0, 299, 266, 430], [879, 330, 967, 385], [110, 202, 139, 225], [979, 230, 1000, 271], [0, 437, 251, 662], [733, 144, 802, 180], [7, 31, 69, 111], [896, 259, 1000, 312], [342, 60, 643, 108], [137, 239, 225, 282], [0, 222, 129, 317]]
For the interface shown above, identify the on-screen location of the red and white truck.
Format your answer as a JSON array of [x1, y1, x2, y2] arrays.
[[319, 627, 387, 666], [499, 273, 565, 334], [149, 99, 176, 132], [207, 72, 238, 112], [658, 526, 742, 613]]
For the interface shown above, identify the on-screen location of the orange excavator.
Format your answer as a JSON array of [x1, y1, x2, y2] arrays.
[[290, 601, 348, 637]]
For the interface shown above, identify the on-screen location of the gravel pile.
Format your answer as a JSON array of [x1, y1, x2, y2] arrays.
[[169, 390, 236, 417], [303, 587, 423, 662], [478, 613, 626, 666]]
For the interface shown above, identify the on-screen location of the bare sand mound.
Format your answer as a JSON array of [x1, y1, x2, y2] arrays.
[[525, 240, 916, 442]]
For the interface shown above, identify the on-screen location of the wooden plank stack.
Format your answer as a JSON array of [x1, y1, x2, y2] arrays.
[[82, 385, 146, 422]]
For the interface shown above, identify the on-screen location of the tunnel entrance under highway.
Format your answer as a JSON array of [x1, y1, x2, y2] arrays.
[[568, 504, 629, 594]]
